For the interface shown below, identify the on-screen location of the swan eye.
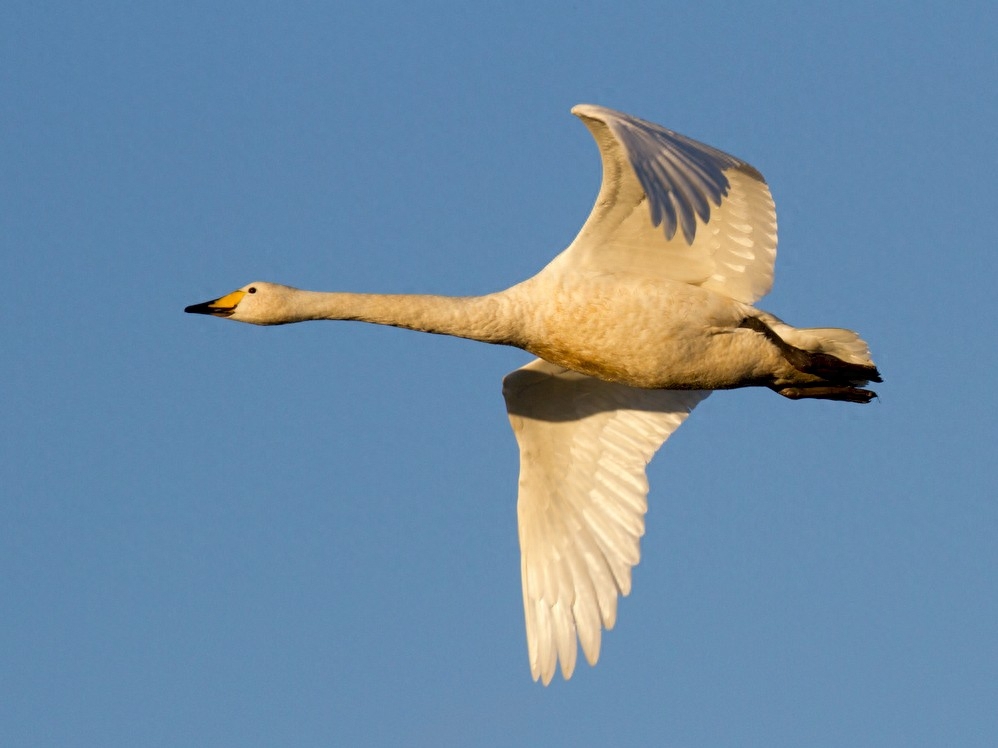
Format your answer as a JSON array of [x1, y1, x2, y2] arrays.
[[248, 287, 257, 294]]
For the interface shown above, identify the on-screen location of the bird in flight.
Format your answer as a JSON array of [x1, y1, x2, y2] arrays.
[[187, 104, 881, 685]]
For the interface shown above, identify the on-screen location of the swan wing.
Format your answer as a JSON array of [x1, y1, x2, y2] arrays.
[[557, 104, 778, 304], [503, 358, 709, 684]]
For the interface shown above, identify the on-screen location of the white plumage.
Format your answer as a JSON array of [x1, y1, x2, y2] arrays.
[[187, 105, 880, 685], [505, 359, 708, 682]]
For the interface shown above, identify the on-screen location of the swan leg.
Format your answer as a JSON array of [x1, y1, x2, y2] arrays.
[[773, 384, 877, 403], [738, 316, 882, 396], [791, 349, 883, 384]]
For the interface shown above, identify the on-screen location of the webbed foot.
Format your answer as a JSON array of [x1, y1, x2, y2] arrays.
[[739, 316, 882, 388], [774, 385, 877, 404]]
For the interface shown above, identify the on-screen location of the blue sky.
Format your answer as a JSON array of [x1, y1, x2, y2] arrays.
[[3, 1, 996, 745]]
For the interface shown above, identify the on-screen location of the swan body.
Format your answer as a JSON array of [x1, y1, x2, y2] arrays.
[[187, 104, 881, 684]]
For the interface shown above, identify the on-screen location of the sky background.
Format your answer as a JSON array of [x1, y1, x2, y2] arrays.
[[3, 2, 996, 746]]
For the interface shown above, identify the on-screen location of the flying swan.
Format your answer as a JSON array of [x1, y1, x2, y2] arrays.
[[186, 105, 881, 684]]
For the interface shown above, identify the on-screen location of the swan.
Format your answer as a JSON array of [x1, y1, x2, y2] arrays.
[[186, 104, 881, 684]]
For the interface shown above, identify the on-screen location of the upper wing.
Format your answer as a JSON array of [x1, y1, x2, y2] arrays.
[[503, 358, 709, 684], [556, 104, 778, 304]]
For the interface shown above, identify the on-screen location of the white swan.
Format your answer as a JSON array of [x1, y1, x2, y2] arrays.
[[186, 104, 880, 684]]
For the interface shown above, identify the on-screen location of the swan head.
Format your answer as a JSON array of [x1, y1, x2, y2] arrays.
[[185, 282, 299, 325]]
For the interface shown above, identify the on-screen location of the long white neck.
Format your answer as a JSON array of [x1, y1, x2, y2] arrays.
[[289, 288, 526, 345]]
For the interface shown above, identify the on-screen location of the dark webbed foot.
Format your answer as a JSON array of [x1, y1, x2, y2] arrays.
[[739, 316, 882, 391], [794, 350, 882, 384], [774, 385, 878, 404]]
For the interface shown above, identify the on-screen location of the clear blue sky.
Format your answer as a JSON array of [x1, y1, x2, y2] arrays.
[[3, 2, 995, 745]]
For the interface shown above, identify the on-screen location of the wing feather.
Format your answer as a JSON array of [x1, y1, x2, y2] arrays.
[[504, 359, 708, 684], [555, 104, 778, 304]]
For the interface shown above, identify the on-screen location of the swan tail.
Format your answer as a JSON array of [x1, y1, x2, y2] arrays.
[[751, 312, 875, 369], [782, 326, 877, 369]]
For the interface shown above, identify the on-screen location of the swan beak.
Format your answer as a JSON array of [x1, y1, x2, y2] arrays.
[[185, 289, 246, 318]]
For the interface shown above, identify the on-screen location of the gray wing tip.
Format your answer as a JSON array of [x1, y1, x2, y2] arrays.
[[570, 103, 769, 245], [570, 103, 626, 126], [571, 102, 766, 177], [571, 103, 602, 117], [733, 161, 767, 185]]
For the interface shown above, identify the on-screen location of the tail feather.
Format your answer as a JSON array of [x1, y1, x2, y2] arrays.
[[788, 326, 874, 367], [753, 312, 875, 369]]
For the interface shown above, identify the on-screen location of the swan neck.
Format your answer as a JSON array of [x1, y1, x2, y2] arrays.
[[294, 290, 522, 344]]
